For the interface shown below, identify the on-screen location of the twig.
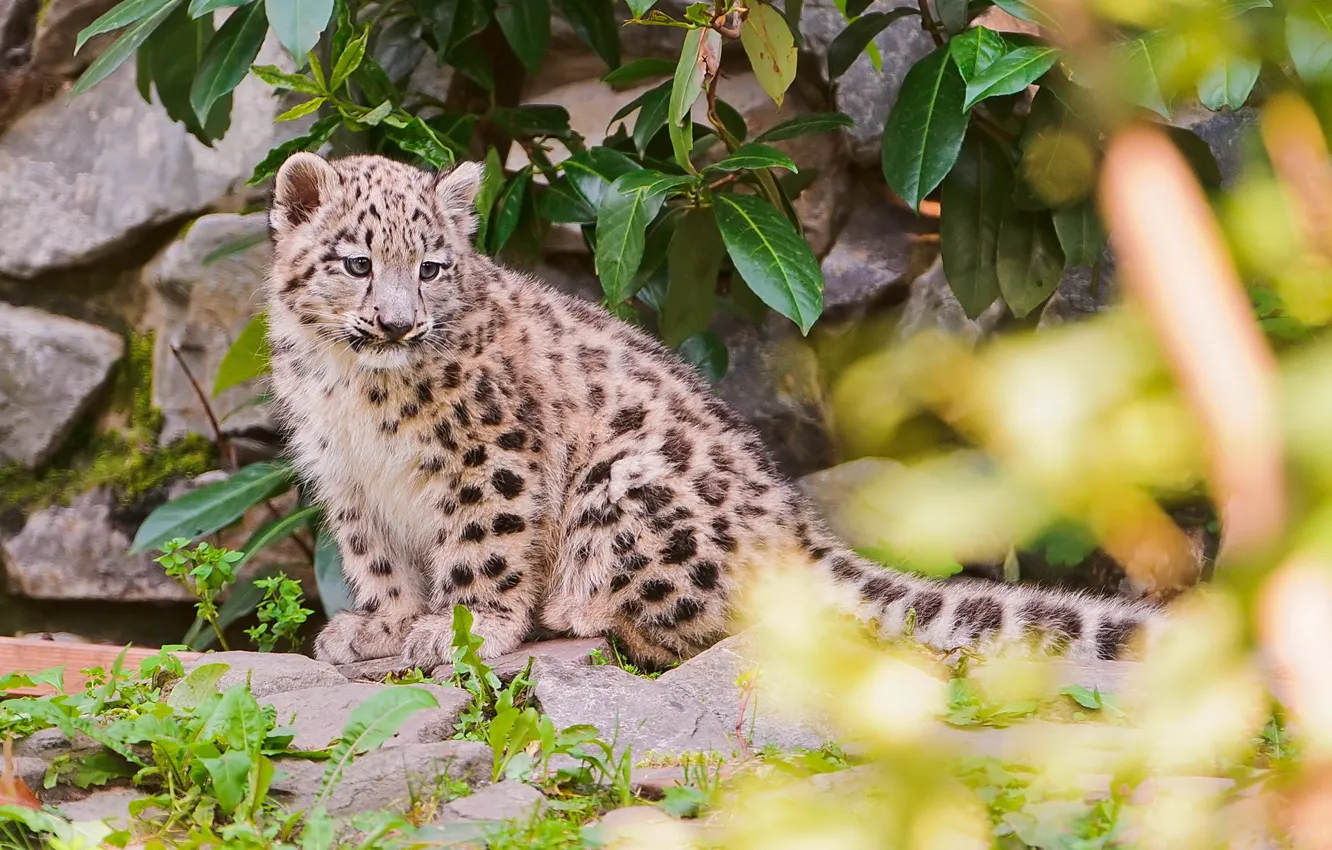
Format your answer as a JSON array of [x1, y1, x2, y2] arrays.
[[707, 173, 740, 191], [917, 0, 945, 46], [169, 345, 236, 470], [169, 345, 316, 564]]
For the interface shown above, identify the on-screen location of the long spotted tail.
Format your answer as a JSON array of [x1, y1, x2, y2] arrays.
[[818, 548, 1161, 661]]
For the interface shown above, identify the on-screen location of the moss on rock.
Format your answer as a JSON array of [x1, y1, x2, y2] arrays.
[[0, 329, 219, 514]]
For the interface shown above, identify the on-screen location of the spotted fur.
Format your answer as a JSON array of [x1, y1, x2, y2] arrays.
[[265, 152, 1163, 670]]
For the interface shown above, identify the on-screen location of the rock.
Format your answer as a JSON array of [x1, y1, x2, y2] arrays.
[[262, 683, 473, 750], [798, 458, 906, 549], [1, 488, 194, 601], [1038, 256, 1117, 329], [436, 780, 546, 824], [0, 0, 35, 61], [12, 727, 103, 762], [588, 806, 701, 847], [1176, 105, 1258, 190], [0, 303, 123, 467], [818, 191, 934, 318], [895, 256, 1005, 345], [430, 636, 614, 683], [185, 652, 348, 698], [714, 311, 833, 479], [146, 211, 274, 443], [13, 756, 46, 793], [532, 656, 733, 759], [799, 0, 937, 169], [0, 36, 298, 278], [52, 787, 154, 830], [270, 740, 491, 817], [657, 633, 839, 752]]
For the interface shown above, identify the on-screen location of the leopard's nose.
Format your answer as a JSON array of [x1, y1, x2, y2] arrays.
[[377, 316, 414, 341]]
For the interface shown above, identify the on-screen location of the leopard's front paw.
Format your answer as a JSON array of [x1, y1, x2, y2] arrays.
[[315, 611, 409, 663], [401, 614, 456, 670]]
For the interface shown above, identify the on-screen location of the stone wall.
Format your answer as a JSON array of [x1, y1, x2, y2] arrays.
[[0, 0, 1248, 621]]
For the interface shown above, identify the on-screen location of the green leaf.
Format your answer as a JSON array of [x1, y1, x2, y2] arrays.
[[996, 205, 1065, 318], [962, 46, 1057, 110], [166, 662, 229, 709], [614, 170, 694, 196], [330, 28, 366, 89], [707, 142, 797, 174], [633, 82, 671, 152], [214, 312, 271, 396], [71, 0, 182, 96], [1197, 53, 1260, 111], [186, 566, 281, 649], [250, 63, 324, 94], [940, 132, 1010, 319], [948, 25, 1010, 81], [602, 57, 675, 87], [595, 173, 667, 303], [991, 0, 1059, 29], [301, 807, 336, 850], [881, 46, 969, 212], [356, 99, 393, 125], [826, 8, 919, 80], [554, 0, 620, 69], [190, 0, 268, 124], [1059, 684, 1104, 710], [670, 113, 695, 172], [491, 167, 533, 253], [76, 0, 172, 53], [189, 0, 250, 15], [678, 331, 728, 384], [661, 207, 724, 346], [474, 147, 505, 250], [714, 193, 823, 334], [626, 0, 655, 15], [491, 104, 572, 138], [563, 147, 640, 210], [201, 751, 252, 815], [1016, 83, 1094, 208], [276, 96, 325, 121], [248, 114, 339, 185], [202, 685, 267, 752], [496, 0, 550, 72], [142, 1, 229, 144], [131, 461, 294, 553], [671, 27, 718, 126], [314, 524, 354, 618], [1119, 34, 1180, 119], [238, 506, 320, 567], [537, 179, 597, 224], [754, 111, 853, 142], [318, 687, 441, 804], [740, 1, 797, 107], [266, 0, 334, 68], [1288, 7, 1332, 84], [1052, 199, 1103, 267], [936, 0, 967, 33], [386, 117, 456, 169]]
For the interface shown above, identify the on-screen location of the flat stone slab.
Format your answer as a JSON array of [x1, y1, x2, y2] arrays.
[[532, 656, 732, 760], [263, 683, 472, 750], [184, 652, 348, 698], [435, 780, 545, 825], [270, 740, 491, 818], [51, 787, 156, 830], [339, 637, 613, 684], [657, 633, 838, 753]]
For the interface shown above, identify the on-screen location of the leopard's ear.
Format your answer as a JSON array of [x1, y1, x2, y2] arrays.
[[433, 160, 484, 235], [271, 152, 338, 238]]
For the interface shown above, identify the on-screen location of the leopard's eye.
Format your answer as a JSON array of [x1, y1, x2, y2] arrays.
[[344, 256, 372, 277], [419, 261, 441, 282]]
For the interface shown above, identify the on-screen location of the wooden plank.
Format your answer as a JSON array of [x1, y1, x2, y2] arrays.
[[0, 637, 200, 697]]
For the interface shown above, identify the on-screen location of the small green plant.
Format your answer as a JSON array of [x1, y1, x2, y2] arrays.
[[244, 573, 314, 652], [385, 667, 430, 685], [155, 539, 244, 651]]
